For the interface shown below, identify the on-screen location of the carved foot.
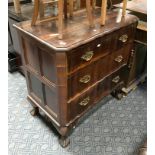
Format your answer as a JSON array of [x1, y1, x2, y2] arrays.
[[140, 77, 146, 84], [30, 107, 39, 116], [111, 90, 124, 100], [116, 92, 124, 100], [58, 136, 70, 148]]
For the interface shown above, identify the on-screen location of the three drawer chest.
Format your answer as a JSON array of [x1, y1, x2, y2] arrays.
[[14, 9, 138, 147]]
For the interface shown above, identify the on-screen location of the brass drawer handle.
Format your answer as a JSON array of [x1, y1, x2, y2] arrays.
[[119, 34, 128, 43], [114, 55, 123, 63], [112, 76, 120, 83], [79, 75, 91, 84], [81, 51, 94, 61], [79, 97, 90, 106]]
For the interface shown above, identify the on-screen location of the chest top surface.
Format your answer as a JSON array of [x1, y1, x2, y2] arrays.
[[14, 8, 138, 51]]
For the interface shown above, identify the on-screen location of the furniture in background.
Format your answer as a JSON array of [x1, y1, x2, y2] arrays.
[[14, 6, 138, 147], [8, 0, 33, 74]]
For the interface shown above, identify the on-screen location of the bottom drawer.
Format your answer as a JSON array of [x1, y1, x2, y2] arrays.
[[68, 66, 127, 122]]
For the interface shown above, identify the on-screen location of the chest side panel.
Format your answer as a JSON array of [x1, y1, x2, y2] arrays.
[[20, 35, 61, 122]]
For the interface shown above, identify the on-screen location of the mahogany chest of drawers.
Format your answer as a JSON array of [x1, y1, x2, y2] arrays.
[[14, 9, 138, 147]]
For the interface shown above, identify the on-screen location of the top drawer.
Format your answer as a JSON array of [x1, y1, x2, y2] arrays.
[[112, 24, 136, 51], [67, 34, 113, 73]]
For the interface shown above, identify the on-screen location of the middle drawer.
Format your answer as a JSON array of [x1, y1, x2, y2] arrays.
[[67, 44, 132, 99]]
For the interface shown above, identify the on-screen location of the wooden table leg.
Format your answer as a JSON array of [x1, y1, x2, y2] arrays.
[[31, 0, 39, 26], [101, 0, 107, 26]]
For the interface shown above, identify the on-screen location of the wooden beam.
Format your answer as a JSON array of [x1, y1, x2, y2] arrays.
[[101, 0, 107, 26], [122, 0, 127, 17]]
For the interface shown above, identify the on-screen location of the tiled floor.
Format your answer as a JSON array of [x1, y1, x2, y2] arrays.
[[8, 72, 147, 155]]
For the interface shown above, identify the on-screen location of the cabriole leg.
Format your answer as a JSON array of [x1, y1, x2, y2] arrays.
[[58, 136, 70, 148]]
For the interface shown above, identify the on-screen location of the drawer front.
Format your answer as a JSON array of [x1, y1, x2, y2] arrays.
[[110, 66, 127, 90], [109, 44, 132, 72], [113, 24, 136, 50], [67, 34, 113, 73], [68, 45, 132, 99], [68, 66, 127, 121], [95, 66, 127, 102], [68, 87, 95, 120]]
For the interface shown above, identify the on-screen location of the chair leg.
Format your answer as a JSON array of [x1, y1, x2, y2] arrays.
[[58, 0, 64, 39], [92, 0, 96, 10], [39, 0, 45, 19], [101, 0, 107, 26], [69, 0, 74, 18], [31, 0, 39, 26], [86, 0, 94, 27], [64, 0, 68, 19], [122, 0, 127, 17]]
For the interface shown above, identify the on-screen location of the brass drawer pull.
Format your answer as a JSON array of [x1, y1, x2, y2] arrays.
[[114, 55, 123, 63], [119, 34, 128, 43], [81, 51, 94, 61], [79, 75, 91, 84], [79, 97, 90, 106], [112, 76, 120, 83]]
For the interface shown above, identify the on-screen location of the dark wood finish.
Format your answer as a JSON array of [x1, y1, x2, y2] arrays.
[[69, 65, 127, 121], [14, 9, 138, 147], [68, 44, 132, 99]]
